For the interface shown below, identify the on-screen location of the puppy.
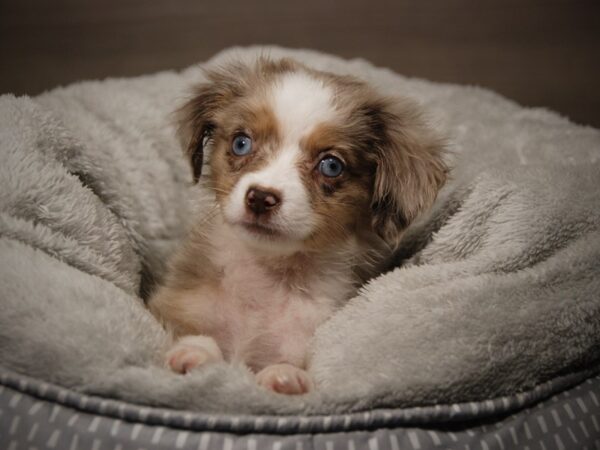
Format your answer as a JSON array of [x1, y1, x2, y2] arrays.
[[148, 57, 447, 395]]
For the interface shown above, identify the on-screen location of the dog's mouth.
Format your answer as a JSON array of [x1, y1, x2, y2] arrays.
[[239, 221, 282, 238], [229, 217, 307, 254]]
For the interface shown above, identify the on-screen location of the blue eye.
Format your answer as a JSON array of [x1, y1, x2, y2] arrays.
[[318, 156, 344, 177], [232, 134, 252, 156]]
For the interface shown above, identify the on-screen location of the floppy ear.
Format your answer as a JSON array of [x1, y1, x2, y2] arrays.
[[369, 98, 448, 247], [175, 63, 248, 182]]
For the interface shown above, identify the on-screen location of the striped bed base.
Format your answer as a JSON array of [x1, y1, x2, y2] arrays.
[[1, 368, 598, 450]]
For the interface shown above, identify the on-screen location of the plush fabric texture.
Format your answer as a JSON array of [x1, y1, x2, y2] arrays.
[[0, 46, 598, 415]]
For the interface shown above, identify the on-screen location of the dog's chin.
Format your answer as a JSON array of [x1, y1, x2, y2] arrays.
[[230, 220, 306, 255]]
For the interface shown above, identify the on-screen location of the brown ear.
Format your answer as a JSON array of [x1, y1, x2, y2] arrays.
[[369, 98, 448, 247], [175, 63, 249, 182]]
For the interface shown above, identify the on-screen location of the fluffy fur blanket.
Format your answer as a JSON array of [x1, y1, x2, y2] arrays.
[[1, 46, 599, 415]]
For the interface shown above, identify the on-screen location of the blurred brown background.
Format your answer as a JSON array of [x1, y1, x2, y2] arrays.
[[1, 0, 599, 126]]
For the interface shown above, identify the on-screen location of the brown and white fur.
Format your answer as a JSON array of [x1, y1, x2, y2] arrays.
[[148, 58, 447, 395]]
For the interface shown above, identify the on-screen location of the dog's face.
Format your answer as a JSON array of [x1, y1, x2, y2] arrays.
[[178, 58, 447, 254]]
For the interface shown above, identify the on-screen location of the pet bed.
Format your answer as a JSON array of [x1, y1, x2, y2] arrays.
[[1, 46, 599, 449]]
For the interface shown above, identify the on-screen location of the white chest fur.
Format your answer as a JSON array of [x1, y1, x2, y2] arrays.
[[206, 225, 357, 370]]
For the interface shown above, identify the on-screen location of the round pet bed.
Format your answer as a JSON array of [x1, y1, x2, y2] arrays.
[[1, 46, 599, 449]]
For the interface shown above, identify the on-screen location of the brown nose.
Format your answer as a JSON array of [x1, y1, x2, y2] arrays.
[[246, 187, 281, 215]]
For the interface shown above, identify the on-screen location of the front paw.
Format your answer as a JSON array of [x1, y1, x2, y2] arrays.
[[166, 335, 223, 374], [256, 363, 313, 395]]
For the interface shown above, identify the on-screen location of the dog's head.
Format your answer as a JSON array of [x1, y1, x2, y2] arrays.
[[177, 58, 447, 254]]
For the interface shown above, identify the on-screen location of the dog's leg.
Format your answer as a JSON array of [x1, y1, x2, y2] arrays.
[[256, 363, 313, 395], [166, 335, 224, 374]]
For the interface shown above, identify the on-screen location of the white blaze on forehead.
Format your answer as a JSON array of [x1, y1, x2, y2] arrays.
[[270, 72, 336, 143]]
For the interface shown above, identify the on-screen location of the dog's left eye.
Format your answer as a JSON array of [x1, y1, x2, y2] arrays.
[[318, 156, 344, 178], [232, 134, 252, 156]]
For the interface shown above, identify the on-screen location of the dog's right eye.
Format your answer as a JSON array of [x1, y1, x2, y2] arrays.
[[232, 134, 253, 156]]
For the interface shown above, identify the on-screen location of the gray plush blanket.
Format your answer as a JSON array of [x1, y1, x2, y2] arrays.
[[1, 46, 599, 415]]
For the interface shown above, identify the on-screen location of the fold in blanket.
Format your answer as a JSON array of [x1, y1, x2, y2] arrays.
[[0, 46, 599, 414]]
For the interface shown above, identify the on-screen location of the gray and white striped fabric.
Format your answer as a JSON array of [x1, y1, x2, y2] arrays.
[[1, 368, 599, 450]]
